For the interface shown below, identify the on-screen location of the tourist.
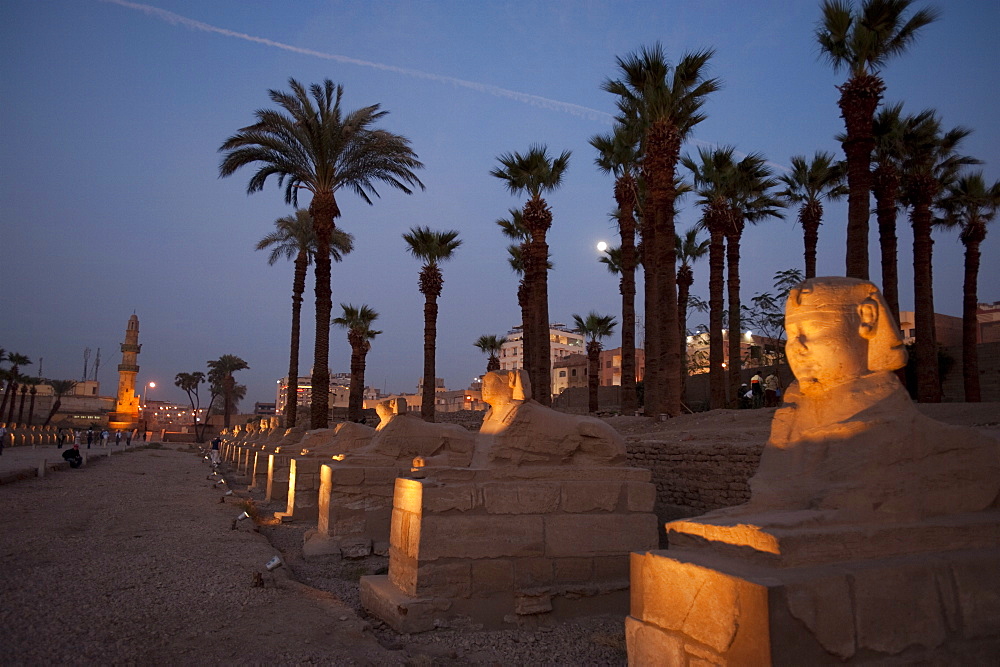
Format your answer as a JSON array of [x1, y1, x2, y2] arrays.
[[764, 373, 779, 407], [115, 430, 122, 446], [750, 371, 764, 408], [86, 428, 94, 449], [74, 430, 81, 447], [62, 444, 83, 469], [100, 429, 109, 447], [210, 436, 221, 464], [126, 429, 133, 447]]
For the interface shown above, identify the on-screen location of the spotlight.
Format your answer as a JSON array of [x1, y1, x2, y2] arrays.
[[224, 490, 233, 496], [265, 556, 283, 571], [236, 511, 250, 521]]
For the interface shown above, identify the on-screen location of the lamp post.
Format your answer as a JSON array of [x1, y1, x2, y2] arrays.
[[142, 381, 156, 408]]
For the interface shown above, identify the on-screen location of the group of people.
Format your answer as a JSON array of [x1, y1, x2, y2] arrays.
[[741, 371, 781, 409], [64, 427, 140, 449]]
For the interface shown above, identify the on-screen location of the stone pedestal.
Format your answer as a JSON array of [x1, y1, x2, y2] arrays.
[[360, 466, 658, 633], [626, 512, 1000, 664], [248, 451, 268, 490], [266, 453, 292, 503], [304, 463, 404, 558], [276, 458, 323, 522]]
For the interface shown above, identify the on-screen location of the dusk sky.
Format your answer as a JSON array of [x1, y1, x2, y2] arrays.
[[2, 0, 998, 409]]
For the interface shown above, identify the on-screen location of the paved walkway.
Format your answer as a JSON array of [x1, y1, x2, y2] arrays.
[[0, 441, 152, 482]]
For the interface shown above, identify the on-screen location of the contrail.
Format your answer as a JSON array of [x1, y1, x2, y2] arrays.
[[99, 0, 613, 123]]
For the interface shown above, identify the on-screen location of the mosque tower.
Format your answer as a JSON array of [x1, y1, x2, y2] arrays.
[[108, 314, 142, 429]]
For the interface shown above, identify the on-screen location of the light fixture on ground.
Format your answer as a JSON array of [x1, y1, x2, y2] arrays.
[[265, 556, 283, 571]]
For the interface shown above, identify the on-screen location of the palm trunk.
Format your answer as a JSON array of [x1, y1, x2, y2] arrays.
[[911, 192, 941, 403], [44, 398, 62, 426], [525, 197, 552, 407], [873, 164, 901, 322], [347, 340, 366, 421], [677, 266, 693, 403], [726, 222, 744, 407], [421, 290, 438, 422], [0, 381, 11, 422], [309, 191, 340, 429], [518, 246, 536, 397], [801, 201, 822, 280], [617, 175, 639, 413], [961, 232, 984, 402], [27, 388, 37, 426], [17, 386, 28, 425], [284, 252, 308, 428], [587, 342, 600, 413], [708, 219, 727, 409], [5, 381, 17, 424], [641, 201, 659, 415], [839, 73, 884, 280], [644, 119, 682, 418]]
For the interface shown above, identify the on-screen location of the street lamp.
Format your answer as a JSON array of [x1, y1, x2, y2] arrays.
[[143, 381, 156, 408]]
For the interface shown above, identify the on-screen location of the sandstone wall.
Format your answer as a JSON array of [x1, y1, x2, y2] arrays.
[[625, 440, 765, 526]]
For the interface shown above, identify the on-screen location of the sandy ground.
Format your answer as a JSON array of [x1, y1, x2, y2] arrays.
[[3, 402, 997, 664]]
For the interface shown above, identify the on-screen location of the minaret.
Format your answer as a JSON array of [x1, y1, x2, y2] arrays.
[[109, 314, 142, 429]]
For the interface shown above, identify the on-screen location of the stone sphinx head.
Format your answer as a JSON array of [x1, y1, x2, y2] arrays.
[[375, 397, 407, 428], [785, 277, 906, 396], [481, 369, 532, 410]]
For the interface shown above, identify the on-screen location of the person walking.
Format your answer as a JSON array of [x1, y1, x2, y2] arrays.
[[100, 429, 109, 448], [126, 429, 133, 447], [114, 430, 122, 446], [86, 428, 93, 449], [74, 429, 82, 447], [750, 371, 764, 409], [764, 372, 780, 407]]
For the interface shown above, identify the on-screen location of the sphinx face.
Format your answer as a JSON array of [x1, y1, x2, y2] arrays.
[[785, 307, 868, 394]]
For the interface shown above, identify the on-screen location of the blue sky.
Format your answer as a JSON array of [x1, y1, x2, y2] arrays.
[[2, 0, 997, 407]]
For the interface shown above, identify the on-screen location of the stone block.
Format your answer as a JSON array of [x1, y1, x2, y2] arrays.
[[423, 484, 480, 512], [544, 513, 658, 558], [952, 553, 1000, 639], [592, 555, 629, 582], [360, 574, 450, 634], [329, 466, 365, 486], [419, 515, 545, 560], [471, 559, 514, 595], [363, 466, 398, 485], [482, 482, 560, 514], [340, 538, 373, 559], [514, 590, 553, 615], [624, 616, 686, 666], [560, 481, 622, 512], [553, 557, 593, 584], [389, 508, 421, 560], [854, 560, 947, 654], [625, 481, 657, 512], [513, 558, 553, 588], [416, 561, 472, 598], [392, 478, 425, 514]]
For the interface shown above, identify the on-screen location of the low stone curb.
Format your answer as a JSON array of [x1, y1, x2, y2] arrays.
[[0, 443, 162, 486]]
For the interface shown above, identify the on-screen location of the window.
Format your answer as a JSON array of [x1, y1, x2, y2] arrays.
[[559, 370, 566, 377], [606, 360, 612, 368], [571, 369, 577, 377]]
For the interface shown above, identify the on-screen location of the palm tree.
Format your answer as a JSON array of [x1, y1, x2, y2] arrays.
[[43, 380, 77, 426], [403, 227, 462, 422], [491, 145, 570, 408], [3, 353, 30, 425], [207, 355, 249, 428], [332, 303, 382, 422], [175, 372, 207, 441], [724, 154, 784, 404], [256, 209, 354, 427], [474, 334, 506, 374], [899, 110, 978, 403], [16, 381, 31, 425], [937, 172, 1000, 403], [778, 151, 847, 278], [220, 78, 424, 429], [676, 227, 709, 400], [591, 125, 641, 413], [497, 207, 533, 368], [572, 312, 618, 413], [871, 102, 908, 321], [23, 377, 42, 426], [816, 0, 939, 279], [603, 44, 720, 418], [683, 147, 738, 409]]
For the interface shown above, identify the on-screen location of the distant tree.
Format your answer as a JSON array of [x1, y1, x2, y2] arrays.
[[23, 377, 42, 425], [333, 303, 382, 422], [2, 353, 30, 424], [403, 227, 462, 422], [572, 312, 618, 413], [474, 334, 506, 374], [741, 269, 804, 370], [778, 151, 847, 278], [175, 372, 209, 442], [937, 172, 1000, 402], [43, 380, 77, 426], [206, 355, 249, 428], [676, 227, 709, 400], [220, 78, 424, 429], [591, 124, 641, 413], [491, 145, 570, 407], [871, 102, 908, 320], [603, 44, 720, 418], [816, 0, 939, 278], [256, 209, 354, 427]]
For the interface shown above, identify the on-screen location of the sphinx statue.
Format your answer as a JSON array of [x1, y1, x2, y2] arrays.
[[471, 369, 626, 467], [714, 276, 1000, 525]]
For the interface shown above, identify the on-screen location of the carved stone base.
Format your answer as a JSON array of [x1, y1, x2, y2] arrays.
[[361, 467, 658, 631], [627, 535, 1000, 664]]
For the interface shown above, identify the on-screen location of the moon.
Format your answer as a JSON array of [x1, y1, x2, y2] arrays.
[[596, 241, 608, 252]]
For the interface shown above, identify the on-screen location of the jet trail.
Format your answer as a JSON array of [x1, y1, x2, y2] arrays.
[[99, 0, 613, 123]]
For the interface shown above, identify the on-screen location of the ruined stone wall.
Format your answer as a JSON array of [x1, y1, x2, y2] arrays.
[[625, 440, 765, 523]]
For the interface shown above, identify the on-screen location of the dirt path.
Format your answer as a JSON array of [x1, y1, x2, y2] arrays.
[[0, 445, 402, 665]]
